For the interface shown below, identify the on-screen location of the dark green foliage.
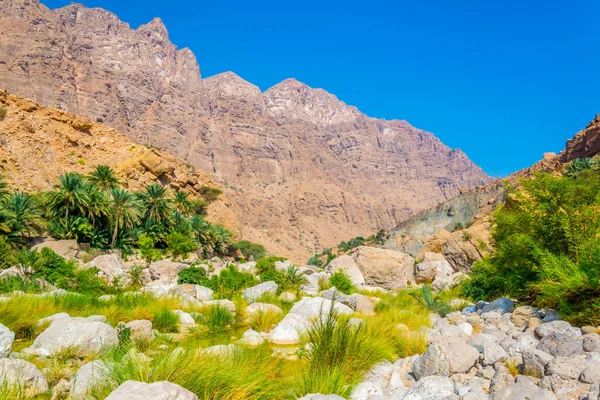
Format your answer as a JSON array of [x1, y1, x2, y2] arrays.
[[564, 157, 595, 177], [337, 237, 365, 253], [232, 240, 266, 260], [460, 170, 600, 325], [152, 308, 179, 332], [307, 254, 324, 268], [329, 271, 354, 294], [279, 266, 308, 292], [199, 186, 223, 203], [177, 266, 211, 286]]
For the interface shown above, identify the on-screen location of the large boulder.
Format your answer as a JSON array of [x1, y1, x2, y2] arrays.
[[535, 320, 581, 338], [321, 287, 357, 310], [288, 297, 353, 319], [490, 375, 557, 400], [326, 255, 365, 287], [242, 281, 278, 303], [149, 260, 188, 282], [70, 360, 113, 399], [0, 323, 14, 358], [352, 246, 415, 290], [414, 252, 454, 283], [105, 380, 197, 400], [269, 313, 312, 345], [125, 320, 153, 342], [0, 358, 48, 396], [245, 302, 283, 316], [522, 348, 554, 378], [404, 375, 456, 400], [194, 285, 213, 301], [412, 344, 451, 379], [32, 239, 79, 259], [88, 254, 126, 283], [481, 298, 514, 315], [25, 316, 118, 357]]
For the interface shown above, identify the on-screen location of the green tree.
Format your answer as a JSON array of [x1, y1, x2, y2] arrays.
[[165, 231, 196, 260], [137, 184, 171, 224], [4, 192, 44, 240], [173, 190, 194, 216], [43, 172, 91, 219], [87, 165, 120, 191], [109, 188, 141, 248]]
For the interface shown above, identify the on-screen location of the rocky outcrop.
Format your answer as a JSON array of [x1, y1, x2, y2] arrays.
[[0, 2, 492, 261], [353, 246, 416, 290], [25, 315, 119, 357]]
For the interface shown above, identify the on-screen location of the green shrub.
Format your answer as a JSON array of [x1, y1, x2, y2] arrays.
[[255, 256, 286, 283], [199, 186, 223, 202], [152, 308, 179, 332], [232, 240, 266, 260], [307, 254, 324, 268], [410, 285, 451, 317], [196, 304, 236, 333], [166, 231, 196, 260], [138, 234, 160, 266], [329, 271, 354, 294], [460, 170, 600, 325], [0, 107, 6, 121], [177, 266, 210, 286], [210, 265, 257, 298], [337, 237, 365, 253], [294, 304, 394, 397]]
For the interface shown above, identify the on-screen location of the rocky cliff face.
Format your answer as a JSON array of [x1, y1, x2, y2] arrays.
[[0, 0, 492, 261]]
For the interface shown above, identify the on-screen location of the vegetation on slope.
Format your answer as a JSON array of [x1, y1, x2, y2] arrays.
[[461, 158, 600, 325]]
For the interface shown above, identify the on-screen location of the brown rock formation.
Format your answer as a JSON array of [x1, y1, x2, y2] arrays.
[[0, 89, 242, 236], [0, 0, 492, 261]]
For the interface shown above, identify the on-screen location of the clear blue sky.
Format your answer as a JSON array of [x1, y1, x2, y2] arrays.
[[42, 0, 600, 177]]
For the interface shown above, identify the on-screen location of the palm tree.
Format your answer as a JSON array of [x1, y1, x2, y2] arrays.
[[87, 165, 120, 191], [109, 188, 141, 248], [5, 192, 44, 239], [190, 215, 213, 247], [210, 225, 233, 255], [43, 172, 90, 219], [137, 183, 171, 224], [173, 190, 193, 216]]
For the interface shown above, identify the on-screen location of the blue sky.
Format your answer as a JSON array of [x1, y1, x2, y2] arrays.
[[42, 0, 600, 177]]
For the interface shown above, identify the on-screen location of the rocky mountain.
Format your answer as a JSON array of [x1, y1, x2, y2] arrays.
[[0, 88, 243, 235], [0, 0, 492, 261]]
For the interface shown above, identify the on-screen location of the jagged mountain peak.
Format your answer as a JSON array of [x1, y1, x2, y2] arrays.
[[264, 78, 362, 125]]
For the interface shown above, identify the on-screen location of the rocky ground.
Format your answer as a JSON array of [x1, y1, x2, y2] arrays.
[[0, 239, 597, 399]]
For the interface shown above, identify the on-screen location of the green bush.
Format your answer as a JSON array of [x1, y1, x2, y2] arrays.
[[152, 308, 179, 332], [199, 186, 223, 203], [177, 266, 211, 286], [255, 256, 286, 283], [460, 170, 600, 325], [329, 271, 354, 294], [0, 107, 6, 121], [232, 240, 266, 260], [210, 265, 257, 298], [197, 304, 236, 333], [166, 231, 196, 260]]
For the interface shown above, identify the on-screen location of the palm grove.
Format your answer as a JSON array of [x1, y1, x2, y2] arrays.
[[0, 166, 247, 261]]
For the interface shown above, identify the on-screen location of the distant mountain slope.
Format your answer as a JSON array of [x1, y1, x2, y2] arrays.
[[383, 116, 600, 268], [0, 0, 492, 260]]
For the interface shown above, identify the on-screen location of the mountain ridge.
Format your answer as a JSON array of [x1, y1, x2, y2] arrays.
[[0, 0, 492, 261]]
